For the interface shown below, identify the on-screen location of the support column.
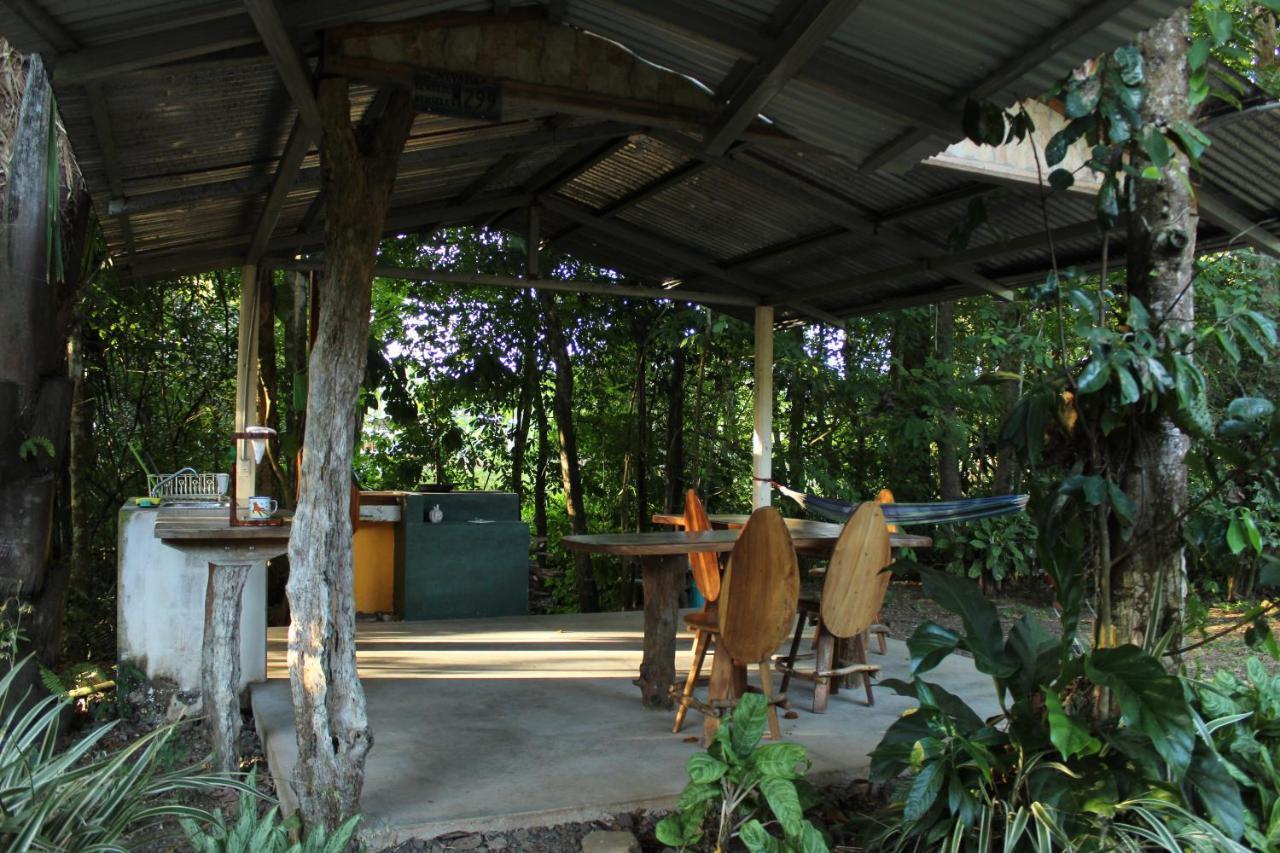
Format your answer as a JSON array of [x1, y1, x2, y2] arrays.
[[234, 264, 261, 505], [752, 305, 774, 509]]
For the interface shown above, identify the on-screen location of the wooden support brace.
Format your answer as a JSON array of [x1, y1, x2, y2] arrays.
[[201, 562, 252, 773]]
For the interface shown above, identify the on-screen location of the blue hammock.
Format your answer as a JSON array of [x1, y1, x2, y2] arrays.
[[772, 481, 1029, 526]]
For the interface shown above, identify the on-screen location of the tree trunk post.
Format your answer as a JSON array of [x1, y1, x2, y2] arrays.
[[202, 562, 252, 773], [285, 77, 413, 830], [1105, 9, 1197, 654]]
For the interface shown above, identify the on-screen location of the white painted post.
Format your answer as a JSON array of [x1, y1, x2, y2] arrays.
[[234, 263, 261, 505], [751, 305, 774, 509]]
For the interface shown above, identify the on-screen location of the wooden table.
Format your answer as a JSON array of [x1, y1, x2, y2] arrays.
[[561, 523, 930, 711], [154, 510, 291, 772]]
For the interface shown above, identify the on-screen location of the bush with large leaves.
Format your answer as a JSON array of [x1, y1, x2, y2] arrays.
[[865, 566, 1249, 851]]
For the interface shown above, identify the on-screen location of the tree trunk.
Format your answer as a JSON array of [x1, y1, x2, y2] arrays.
[[889, 310, 933, 500], [786, 329, 805, 489], [285, 78, 413, 830], [1105, 9, 1197, 654], [992, 304, 1022, 495], [539, 290, 599, 612], [633, 336, 649, 533], [663, 342, 685, 513], [533, 378, 550, 571], [510, 337, 536, 506], [0, 55, 85, 689], [936, 302, 964, 500], [284, 271, 309, 507]]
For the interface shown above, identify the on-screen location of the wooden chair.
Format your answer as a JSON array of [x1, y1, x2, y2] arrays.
[[776, 503, 892, 712], [672, 506, 799, 739], [672, 489, 722, 733]]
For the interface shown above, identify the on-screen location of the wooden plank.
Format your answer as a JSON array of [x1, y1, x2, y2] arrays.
[[246, 116, 314, 264], [719, 508, 799, 662], [243, 0, 322, 132], [703, 0, 864, 155], [820, 504, 890, 638]]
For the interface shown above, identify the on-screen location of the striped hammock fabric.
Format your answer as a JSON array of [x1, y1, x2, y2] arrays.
[[773, 481, 1029, 526]]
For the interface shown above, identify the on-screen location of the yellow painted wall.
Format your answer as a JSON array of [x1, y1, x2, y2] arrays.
[[353, 522, 395, 613]]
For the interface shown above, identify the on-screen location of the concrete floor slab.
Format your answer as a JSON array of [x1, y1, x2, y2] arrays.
[[251, 610, 998, 848]]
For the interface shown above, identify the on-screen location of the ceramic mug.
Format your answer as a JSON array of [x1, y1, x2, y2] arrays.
[[249, 496, 277, 519]]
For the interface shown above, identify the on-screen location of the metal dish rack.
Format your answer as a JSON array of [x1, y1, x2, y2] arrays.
[[148, 468, 227, 501]]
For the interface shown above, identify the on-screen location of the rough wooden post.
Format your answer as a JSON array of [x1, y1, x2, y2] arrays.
[[636, 554, 683, 708], [202, 562, 252, 773], [286, 78, 414, 830], [751, 306, 775, 509]]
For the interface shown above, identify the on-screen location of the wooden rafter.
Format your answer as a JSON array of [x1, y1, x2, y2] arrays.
[[547, 158, 714, 243], [109, 121, 635, 215], [540, 195, 844, 326], [244, 0, 321, 132], [703, 0, 863, 155], [657, 132, 1013, 301], [246, 116, 312, 264]]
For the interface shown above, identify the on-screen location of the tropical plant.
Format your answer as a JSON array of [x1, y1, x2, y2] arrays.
[[865, 565, 1249, 851], [932, 514, 1039, 585], [656, 693, 828, 853], [0, 657, 250, 852], [181, 769, 360, 853]]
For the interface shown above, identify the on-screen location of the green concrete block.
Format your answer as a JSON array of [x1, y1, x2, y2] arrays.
[[402, 491, 518, 524]]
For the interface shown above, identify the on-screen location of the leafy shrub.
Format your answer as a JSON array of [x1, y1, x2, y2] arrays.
[[930, 513, 1039, 585], [1192, 658, 1280, 849], [656, 692, 827, 852], [0, 657, 249, 851], [865, 566, 1249, 852], [181, 769, 360, 853]]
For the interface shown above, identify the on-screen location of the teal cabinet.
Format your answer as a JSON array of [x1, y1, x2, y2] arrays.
[[394, 492, 529, 620]]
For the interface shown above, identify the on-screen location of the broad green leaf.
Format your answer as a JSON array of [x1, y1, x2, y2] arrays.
[[676, 781, 720, 812], [1048, 168, 1074, 191], [1077, 358, 1111, 394], [1116, 366, 1140, 404], [1226, 397, 1274, 422], [870, 708, 937, 780], [904, 761, 944, 823], [1227, 516, 1247, 555], [1242, 512, 1263, 556], [907, 621, 962, 675], [738, 819, 781, 853], [1005, 615, 1061, 698], [731, 693, 768, 758], [794, 822, 829, 853], [1085, 645, 1194, 776], [761, 776, 805, 837], [685, 752, 728, 785], [1043, 689, 1101, 760], [1096, 177, 1120, 229], [1106, 481, 1137, 525], [917, 567, 1015, 678], [1206, 8, 1233, 45], [655, 813, 688, 847], [1170, 118, 1212, 165], [1188, 37, 1212, 71], [1185, 740, 1245, 840], [750, 742, 808, 780], [1064, 76, 1101, 118], [1113, 44, 1144, 85]]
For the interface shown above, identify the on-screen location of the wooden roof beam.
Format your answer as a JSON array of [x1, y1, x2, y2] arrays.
[[85, 81, 136, 259], [703, 0, 863, 155], [243, 0, 321, 132], [271, 259, 760, 308], [788, 219, 1102, 302], [245, 116, 313, 264], [1198, 189, 1280, 257], [657, 131, 1013, 301]]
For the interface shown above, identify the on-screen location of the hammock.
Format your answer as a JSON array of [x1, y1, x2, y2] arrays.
[[772, 481, 1029, 526]]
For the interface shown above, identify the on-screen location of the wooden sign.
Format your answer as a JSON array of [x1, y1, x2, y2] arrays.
[[412, 69, 501, 121]]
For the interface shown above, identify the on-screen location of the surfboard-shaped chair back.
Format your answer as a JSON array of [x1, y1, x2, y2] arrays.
[[683, 489, 721, 603], [819, 503, 892, 639], [719, 507, 800, 663]]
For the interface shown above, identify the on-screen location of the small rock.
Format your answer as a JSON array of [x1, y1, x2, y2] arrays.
[[512, 829, 529, 844], [445, 833, 484, 850], [615, 813, 634, 830], [580, 829, 640, 853], [485, 834, 508, 850]]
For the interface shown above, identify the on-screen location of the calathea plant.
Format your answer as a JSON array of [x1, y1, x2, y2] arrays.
[[656, 692, 828, 853]]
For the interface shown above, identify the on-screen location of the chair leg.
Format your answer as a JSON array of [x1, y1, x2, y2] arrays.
[[673, 628, 710, 734], [778, 610, 807, 694], [757, 661, 782, 740], [850, 634, 875, 706], [812, 624, 834, 714]]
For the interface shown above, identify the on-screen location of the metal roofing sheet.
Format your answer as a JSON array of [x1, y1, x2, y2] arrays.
[[4, 0, 1268, 322]]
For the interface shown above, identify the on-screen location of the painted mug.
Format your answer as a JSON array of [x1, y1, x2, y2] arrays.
[[249, 496, 278, 519]]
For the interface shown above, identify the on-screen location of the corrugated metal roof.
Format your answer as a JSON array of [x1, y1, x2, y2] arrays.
[[1, 0, 1273, 321]]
